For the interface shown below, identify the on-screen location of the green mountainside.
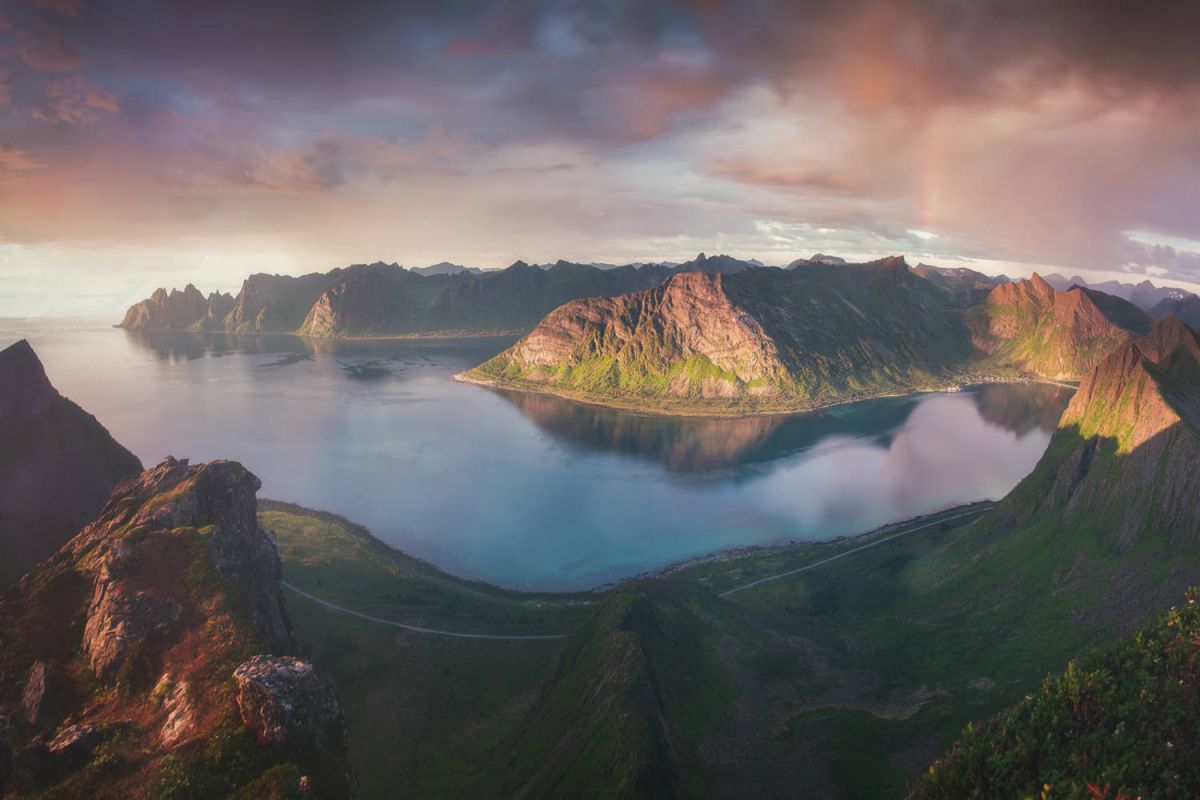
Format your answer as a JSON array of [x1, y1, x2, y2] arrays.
[[467, 266, 1160, 414], [466, 257, 975, 414]]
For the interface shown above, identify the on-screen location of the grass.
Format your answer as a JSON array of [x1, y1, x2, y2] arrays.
[[268, 499, 1129, 799]]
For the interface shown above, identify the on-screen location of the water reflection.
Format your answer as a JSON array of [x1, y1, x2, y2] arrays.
[[492, 382, 1073, 474], [11, 326, 1078, 590]]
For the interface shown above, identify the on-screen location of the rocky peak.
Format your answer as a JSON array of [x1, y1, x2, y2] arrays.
[[0, 339, 57, 429], [70, 457, 292, 656], [0, 456, 354, 797]]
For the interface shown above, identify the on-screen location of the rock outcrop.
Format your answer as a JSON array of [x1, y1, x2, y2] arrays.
[[0, 457, 354, 798], [234, 656, 350, 761], [966, 274, 1153, 379], [0, 340, 142, 587]]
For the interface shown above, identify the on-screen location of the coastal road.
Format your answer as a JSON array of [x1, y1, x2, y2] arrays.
[[281, 580, 567, 641], [717, 506, 993, 598]]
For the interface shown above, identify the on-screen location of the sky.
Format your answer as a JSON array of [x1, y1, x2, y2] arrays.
[[2, 0, 1200, 316]]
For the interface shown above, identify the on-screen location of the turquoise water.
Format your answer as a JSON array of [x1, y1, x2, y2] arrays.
[[7, 320, 1072, 591]]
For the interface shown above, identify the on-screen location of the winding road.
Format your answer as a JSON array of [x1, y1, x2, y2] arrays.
[[281, 580, 567, 641], [717, 506, 992, 597], [283, 505, 991, 638]]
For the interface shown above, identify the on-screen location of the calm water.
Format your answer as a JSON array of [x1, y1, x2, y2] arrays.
[[5, 319, 1073, 591]]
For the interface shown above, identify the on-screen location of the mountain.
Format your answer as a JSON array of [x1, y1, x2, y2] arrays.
[[967, 273, 1153, 379], [986, 315, 1200, 552], [408, 262, 481, 276], [0, 457, 355, 798], [788, 253, 847, 267], [1150, 294, 1200, 327], [673, 252, 761, 274], [0, 340, 141, 588], [119, 260, 673, 338], [1041, 273, 1196, 311], [464, 256, 973, 413], [910, 263, 1006, 307], [118, 285, 234, 332]]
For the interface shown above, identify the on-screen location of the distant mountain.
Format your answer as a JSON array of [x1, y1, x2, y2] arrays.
[[1150, 293, 1200, 327], [967, 273, 1153, 379], [1041, 272, 1196, 311], [119, 260, 674, 338], [910, 262, 1007, 307], [0, 340, 141, 587], [119, 284, 234, 332], [0, 457, 355, 798], [465, 256, 973, 413], [409, 261, 481, 276], [673, 252, 762, 274]]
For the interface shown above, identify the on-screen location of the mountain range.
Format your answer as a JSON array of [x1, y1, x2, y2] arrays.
[[465, 260, 1162, 413], [1041, 272, 1197, 311], [117, 254, 766, 338]]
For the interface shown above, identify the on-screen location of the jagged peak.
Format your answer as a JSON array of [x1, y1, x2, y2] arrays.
[[505, 260, 533, 271], [0, 339, 57, 427]]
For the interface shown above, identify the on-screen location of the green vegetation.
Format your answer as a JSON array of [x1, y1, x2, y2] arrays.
[[268, 502, 1125, 799], [912, 590, 1200, 799]]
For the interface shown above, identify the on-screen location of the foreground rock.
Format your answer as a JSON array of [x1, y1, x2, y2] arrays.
[[0, 457, 355, 798], [0, 340, 142, 588]]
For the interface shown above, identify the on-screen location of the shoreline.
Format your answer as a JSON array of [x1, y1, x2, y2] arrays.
[[115, 324, 525, 341], [453, 369, 1077, 420]]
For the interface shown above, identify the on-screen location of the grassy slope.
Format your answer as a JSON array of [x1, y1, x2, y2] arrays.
[[470, 263, 986, 415], [269, 501, 1131, 799], [260, 502, 590, 798]]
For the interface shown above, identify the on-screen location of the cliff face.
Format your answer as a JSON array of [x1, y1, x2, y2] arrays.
[[0, 340, 142, 588], [988, 316, 1200, 552], [967, 274, 1153, 379], [119, 260, 674, 337], [118, 285, 234, 332], [0, 457, 355, 799], [470, 257, 972, 411]]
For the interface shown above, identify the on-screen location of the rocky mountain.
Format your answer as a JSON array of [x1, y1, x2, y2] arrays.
[[673, 252, 760, 274], [0, 457, 355, 798], [966, 273, 1153, 379], [1041, 273, 1196, 311], [986, 315, 1200, 552], [910, 262, 1006, 307], [788, 253, 847, 267], [1150, 293, 1200, 327], [0, 340, 141, 588], [118, 285, 234, 332], [408, 262, 481, 276], [465, 256, 972, 413], [119, 260, 673, 338]]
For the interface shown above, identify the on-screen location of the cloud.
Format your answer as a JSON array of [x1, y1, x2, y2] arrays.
[[31, 77, 118, 123], [0, 146, 46, 172]]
